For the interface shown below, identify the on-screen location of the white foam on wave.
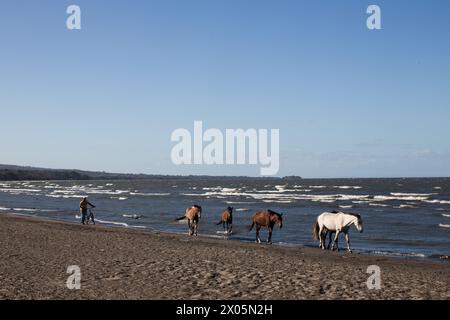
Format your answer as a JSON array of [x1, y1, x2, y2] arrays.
[[395, 205, 418, 209], [423, 200, 450, 204], [222, 188, 238, 192], [374, 195, 430, 201], [439, 224, 450, 228], [123, 214, 144, 219], [369, 203, 389, 207], [0, 188, 42, 193], [95, 219, 129, 227], [46, 194, 85, 199], [226, 201, 258, 204], [391, 192, 436, 197], [129, 192, 170, 196], [371, 250, 427, 258], [339, 205, 353, 209], [442, 214, 450, 218], [111, 197, 128, 201], [333, 186, 363, 189], [262, 199, 294, 203]]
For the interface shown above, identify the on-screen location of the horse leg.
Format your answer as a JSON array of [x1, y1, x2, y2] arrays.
[[318, 226, 325, 249], [331, 230, 340, 251], [194, 220, 198, 236], [345, 232, 352, 252], [256, 226, 261, 243], [187, 220, 192, 235], [327, 231, 334, 250], [267, 227, 273, 244]]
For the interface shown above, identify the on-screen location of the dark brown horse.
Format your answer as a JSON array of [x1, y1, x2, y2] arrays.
[[175, 205, 202, 236], [249, 210, 283, 244], [216, 206, 233, 234]]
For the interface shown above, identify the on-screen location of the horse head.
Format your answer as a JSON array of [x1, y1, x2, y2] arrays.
[[354, 214, 363, 233], [269, 210, 283, 229], [193, 205, 202, 218], [227, 206, 233, 213]]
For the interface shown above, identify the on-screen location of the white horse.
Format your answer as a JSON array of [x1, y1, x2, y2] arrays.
[[313, 211, 363, 253]]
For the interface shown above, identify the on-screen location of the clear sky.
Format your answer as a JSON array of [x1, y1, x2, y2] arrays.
[[1, 0, 449, 178]]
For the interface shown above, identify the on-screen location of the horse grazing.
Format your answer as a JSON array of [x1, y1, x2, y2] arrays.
[[175, 205, 202, 236], [313, 211, 363, 253], [249, 210, 283, 244], [216, 206, 233, 234]]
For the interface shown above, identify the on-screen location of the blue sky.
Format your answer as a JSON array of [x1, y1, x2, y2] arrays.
[[1, 0, 449, 177]]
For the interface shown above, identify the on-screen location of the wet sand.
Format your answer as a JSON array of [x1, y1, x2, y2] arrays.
[[0, 214, 449, 299]]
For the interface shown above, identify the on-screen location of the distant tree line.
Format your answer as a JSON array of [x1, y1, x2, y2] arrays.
[[0, 169, 92, 181]]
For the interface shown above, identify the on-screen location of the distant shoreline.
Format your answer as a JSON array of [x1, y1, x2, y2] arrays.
[[1, 213, 449, 299], [2, 163, 450, 181]]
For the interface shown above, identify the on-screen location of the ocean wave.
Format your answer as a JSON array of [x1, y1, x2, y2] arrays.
[[10, 207, 57, 213], [442, 214, 450, 218], [0, 188, 42, 193], [370, 250, 427, 258], [123, 214, 144, 219], [439, 224, 450, 228], [97, 219, 146, 229], [183, 189, 446, 205], [395, 205, 418, 209], [391, 192, 436, 197], [338, 205, 353, 209], [333, 186, 363, 189], [225, 201, 258, 204], [423, 200, 450, 204], [95, 219, 130, 227], [369, 203, 389, 207], [129, 192, 170, 196], [374, 195, 430, 201], [262, 199, 294, 203], [46, 194, 85, 199]]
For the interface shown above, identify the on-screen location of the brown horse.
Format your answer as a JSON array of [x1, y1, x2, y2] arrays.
[[249, 210, 283, 244], [175, 205, 202, 236], [216, 206, 233, 234]]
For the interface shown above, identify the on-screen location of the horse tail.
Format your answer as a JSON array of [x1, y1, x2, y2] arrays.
[[313, 221, 320, 240], [248, 221, 255, 231], [174, 215, 186, 221]]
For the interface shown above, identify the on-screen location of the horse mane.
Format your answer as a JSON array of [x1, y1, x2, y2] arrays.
[[267, 209, 282, 218], [331, 210, 360, 218]]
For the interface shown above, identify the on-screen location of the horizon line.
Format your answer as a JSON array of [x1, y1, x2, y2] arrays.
[[1, 162, 449, 180]]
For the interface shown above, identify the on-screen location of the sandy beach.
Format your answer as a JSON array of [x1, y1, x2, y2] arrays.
[[0, 214, 449, 300]]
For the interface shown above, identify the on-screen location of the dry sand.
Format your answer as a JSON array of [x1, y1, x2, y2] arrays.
[[0, 214, 449, 299]]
